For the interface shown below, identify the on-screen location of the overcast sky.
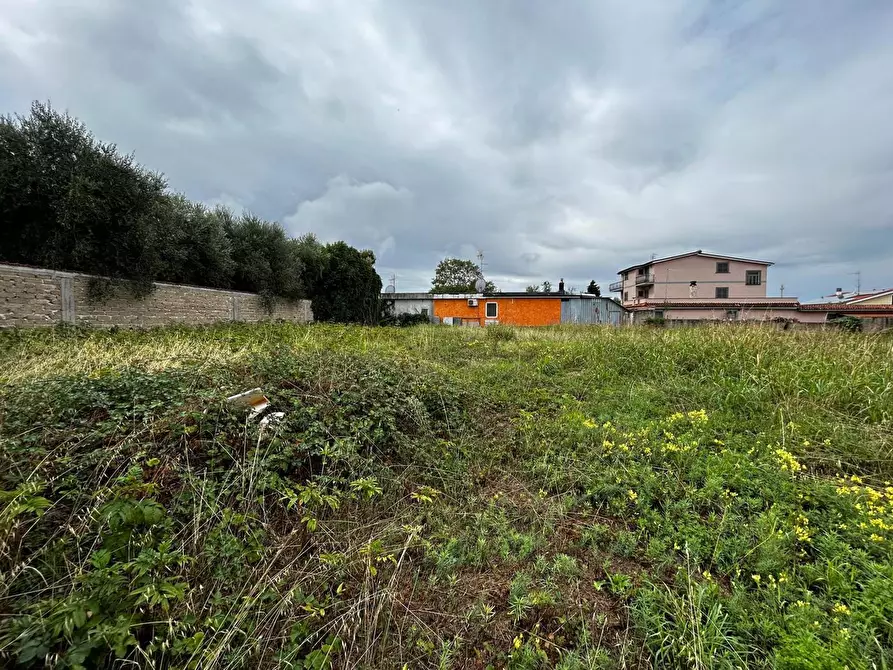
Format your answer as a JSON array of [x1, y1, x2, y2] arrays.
[[2, 1, 892, 298]]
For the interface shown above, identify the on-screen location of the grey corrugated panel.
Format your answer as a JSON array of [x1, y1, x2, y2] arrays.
[[560, 297, 625, 325]]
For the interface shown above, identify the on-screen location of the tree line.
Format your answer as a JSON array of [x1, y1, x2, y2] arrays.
[[0, 102, 381, 322]]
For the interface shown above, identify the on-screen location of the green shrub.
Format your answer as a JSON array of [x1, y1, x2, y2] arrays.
[[829, 316, 862, 333]]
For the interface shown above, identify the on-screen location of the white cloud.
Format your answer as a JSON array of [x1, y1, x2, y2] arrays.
[[2, 0, 892, 296], [285, 175, 414, 261]]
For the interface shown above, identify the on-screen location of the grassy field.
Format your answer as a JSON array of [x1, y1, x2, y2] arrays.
[[1, 323, 892, 669]]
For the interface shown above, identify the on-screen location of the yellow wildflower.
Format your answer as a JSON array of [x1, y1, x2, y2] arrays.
[[775, 448, 803, 473], [752, 574, 761, 585], [870, 533, 885, 542], [832, 603, 850, 616], [793, 514, 812, 543], [627, 489, 638, 502]]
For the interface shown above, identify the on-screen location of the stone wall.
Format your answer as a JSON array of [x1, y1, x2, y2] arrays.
[[0, 264, 313, 328]]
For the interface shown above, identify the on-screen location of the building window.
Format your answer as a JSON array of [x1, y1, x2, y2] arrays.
[[716, 261, 729, 273], [453, 317, 462, 326], [485, 302, 498, 318], [623, 272, 628, 280], [421, 308, 429, 317], [726, 309, 739, 320], [623, 291, 628, 301], [715, 287, 729, 298], [746, 270, 762, 286], [654, 310, 664, 319]]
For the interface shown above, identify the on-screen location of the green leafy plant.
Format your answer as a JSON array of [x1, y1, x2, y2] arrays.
[[3, 322, 893, 669]]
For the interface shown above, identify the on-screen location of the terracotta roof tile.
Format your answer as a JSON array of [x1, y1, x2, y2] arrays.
[[798, 303, 893, 312]]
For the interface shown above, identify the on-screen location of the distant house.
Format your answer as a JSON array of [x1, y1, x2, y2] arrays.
[[837, 288, 893, 307], [383, 292, 626, 327], [798, 288, 893, 327], [610, 250, 800, 323]]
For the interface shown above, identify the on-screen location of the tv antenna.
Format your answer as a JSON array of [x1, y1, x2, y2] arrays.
[[476, 250, 486, 273], [848, 271, 861, 294], [384, 273, 396, 293], [475, 250, 488, 293], [779, 284, 785, 297]]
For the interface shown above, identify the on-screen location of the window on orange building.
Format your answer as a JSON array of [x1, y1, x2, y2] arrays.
[[486, 302, 498, 318]]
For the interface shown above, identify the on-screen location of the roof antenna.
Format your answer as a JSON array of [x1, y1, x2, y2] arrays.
[[651, 252, 657, 260], [848, 271, 861, 294], [384, 273, 396, 294], [474, 250, 487, 294], [780, 283, 785, 298]]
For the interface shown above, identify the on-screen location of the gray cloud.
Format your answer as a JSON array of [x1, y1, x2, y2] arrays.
[[2, 0, 893, 299]]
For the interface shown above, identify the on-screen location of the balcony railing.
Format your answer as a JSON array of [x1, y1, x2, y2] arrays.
[[609, 280, 623, 292], [635, 273, 655, 286]]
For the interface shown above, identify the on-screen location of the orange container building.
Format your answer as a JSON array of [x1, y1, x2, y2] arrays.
[[433, 295, 562, 327], [382, 292, 627, 327]]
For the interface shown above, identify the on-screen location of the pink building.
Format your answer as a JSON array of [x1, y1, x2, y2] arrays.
[[609, 250, 802, 322]]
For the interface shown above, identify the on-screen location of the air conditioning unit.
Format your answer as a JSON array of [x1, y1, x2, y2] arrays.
[[467, 298, 478, 307]]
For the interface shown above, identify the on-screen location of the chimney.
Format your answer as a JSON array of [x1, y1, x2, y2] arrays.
[[558, 278, 565, 294]]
